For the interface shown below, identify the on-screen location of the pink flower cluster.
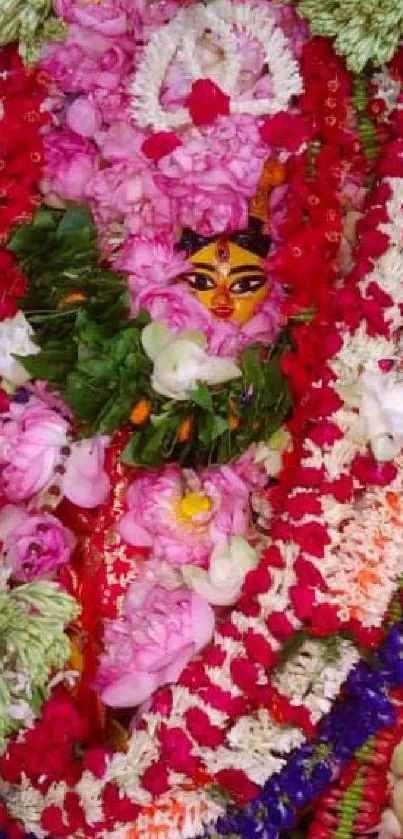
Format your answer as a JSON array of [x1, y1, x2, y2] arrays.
[[0, 396, 111, 508], [118, 455, 266, 566], [39, 0, 306, 353]]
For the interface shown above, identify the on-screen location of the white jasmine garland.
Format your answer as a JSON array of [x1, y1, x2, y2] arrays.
[[0, 311, 39, 386], [130, 0, 302, 130]]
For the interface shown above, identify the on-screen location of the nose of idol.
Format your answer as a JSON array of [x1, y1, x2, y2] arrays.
[[184, 240, 271, 325]]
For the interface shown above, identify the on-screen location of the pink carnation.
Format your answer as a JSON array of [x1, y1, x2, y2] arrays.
[[118, 459, 263, 566], [0, 506, 76, 582], [54, 0, 128, 36], [42, 129, 99, 203], [97, 562, 215, 707]]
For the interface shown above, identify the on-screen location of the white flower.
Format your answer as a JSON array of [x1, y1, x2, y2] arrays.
[[0, 312, 39, 386], [142, 321, 241, 401], [254, 427, 292, 476], [360, 369, 403, 461], [182, 536, 258, 605]]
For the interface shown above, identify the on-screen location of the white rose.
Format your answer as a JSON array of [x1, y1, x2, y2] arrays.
[[360, 369, 403, 461], [182, 536, 258, 606], [142, 321, 241, 401], [0, 312, 39, 386]]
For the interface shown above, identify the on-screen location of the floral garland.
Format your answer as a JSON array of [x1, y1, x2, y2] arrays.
[[0, 4, 403, 839]]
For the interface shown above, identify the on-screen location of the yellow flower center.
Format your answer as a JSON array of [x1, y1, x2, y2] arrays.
[[179, 492, 212, 519]]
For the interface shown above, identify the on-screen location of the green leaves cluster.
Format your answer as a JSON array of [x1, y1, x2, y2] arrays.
[[12, 206, 293, 468]]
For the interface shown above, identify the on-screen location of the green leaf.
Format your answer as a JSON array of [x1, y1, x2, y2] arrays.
[[15, 345, 76, 386], [56, 206, 94, 238], [199, 413, 229, 446], [189, 382, 213, 412], [241, 346, 266, 390], [120, 425, 167, 468]]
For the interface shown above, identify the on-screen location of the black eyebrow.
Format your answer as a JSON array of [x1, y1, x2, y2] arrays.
[[229, 265, 265, 276], [188, 262, 215, 272]]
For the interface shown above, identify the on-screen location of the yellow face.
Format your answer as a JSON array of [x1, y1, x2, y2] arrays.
[[184, 239, 270, 325]]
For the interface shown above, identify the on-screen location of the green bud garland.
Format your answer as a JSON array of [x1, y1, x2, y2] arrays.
[[279, 0, 403, 72], [0, 581, 79, 751], [0, 0, 66, 65]]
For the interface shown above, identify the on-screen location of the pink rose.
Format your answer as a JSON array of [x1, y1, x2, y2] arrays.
[[0, 401, 69, 502], [118, 460, 261, 567], [0, 399, 111, 508], [54, 0, 128, 36], [97, 562, 215, 707], [0, 506, 76, 582], [43, 129, 98, 202]]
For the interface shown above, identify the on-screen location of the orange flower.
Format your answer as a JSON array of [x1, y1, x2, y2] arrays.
[[130, 399, 151, 426]]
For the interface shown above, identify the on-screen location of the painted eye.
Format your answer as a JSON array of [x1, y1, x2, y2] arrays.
[[230, 275, 267, 295], [185, 273, 217, 292]]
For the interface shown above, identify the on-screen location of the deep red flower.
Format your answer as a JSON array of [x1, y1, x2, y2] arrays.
[[186, 79, 230, 126], [102, 784, 140, 822], [141, 761, 170, 797], [230, 657, 259, 692], [285, 492, 322, 519], [266, 611, 295, 640], [290, 585, 315, 620], [309, 603, 341, 635], [215, 769, 259, 804], [245, 630, 278, 669], [260, 111, 313, 152], [82, 747, 109, 778], [158, 725, 198, 776], [142, 131, 182, 161], [185, 707, 225, 748], [294, 556, 326, 589], [293, 520, 331, 558], [41, 806, 69, 838], [352, 454, 398, 487]]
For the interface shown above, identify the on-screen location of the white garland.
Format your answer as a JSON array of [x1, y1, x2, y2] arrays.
[[130, 0, 302, 130]]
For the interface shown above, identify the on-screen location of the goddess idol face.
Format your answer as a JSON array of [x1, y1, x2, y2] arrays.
[[184, 238, 270, 326]]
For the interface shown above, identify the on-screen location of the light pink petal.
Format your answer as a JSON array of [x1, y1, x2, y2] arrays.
[[101, 670, 158, 708], [118, 513, 153, 548]]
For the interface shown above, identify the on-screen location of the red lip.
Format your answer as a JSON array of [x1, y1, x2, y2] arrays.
[[212, 306, 234, 320]]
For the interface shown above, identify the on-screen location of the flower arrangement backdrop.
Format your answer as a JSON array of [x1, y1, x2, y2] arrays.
[[0, 1, 403, 838]]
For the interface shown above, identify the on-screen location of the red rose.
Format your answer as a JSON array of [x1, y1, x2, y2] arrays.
[[186, 79, 230, 127], [260, 111, 313, 152], [141, 131, 181, 162]]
